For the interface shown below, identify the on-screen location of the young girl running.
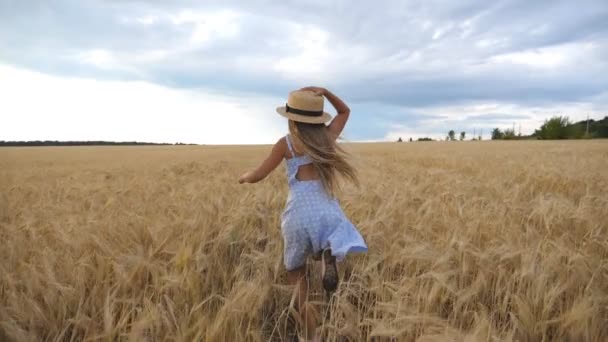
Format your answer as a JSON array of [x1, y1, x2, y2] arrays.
[[238, 86, 368, 340]]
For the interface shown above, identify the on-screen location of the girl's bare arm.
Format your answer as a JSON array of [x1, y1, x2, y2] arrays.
[[300, 86, 350, 140], [238, 137, 286, 184]]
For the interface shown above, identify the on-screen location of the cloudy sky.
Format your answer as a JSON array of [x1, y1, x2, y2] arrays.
[[1, 0, 607, 144]]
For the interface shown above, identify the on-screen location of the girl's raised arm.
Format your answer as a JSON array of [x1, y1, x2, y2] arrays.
[[301, 86, 350, 140], [238, 137, 286, 184]]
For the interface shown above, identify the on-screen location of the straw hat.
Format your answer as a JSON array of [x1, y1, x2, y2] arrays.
[[276, 90, 332, 124]]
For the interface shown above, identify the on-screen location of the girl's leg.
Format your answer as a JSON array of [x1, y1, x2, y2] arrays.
[[287, 265, 318, 341], [321, 248, 338, 294]]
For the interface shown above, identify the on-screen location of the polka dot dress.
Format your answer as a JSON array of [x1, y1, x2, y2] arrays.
[[281, 134, 368, 271]]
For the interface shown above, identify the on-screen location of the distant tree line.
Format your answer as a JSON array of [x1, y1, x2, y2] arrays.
[[444, 130, 479, 141], [395, 115, 607, 143], [396, 137, 435, 142], [491, 116, 608, 140], [0, 140, 198, 147], [491, 128, 520, 140]]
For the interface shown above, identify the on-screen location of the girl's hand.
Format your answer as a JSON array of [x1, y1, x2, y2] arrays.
[[300, 86, 326, 96], [238, 171, 255, 184]]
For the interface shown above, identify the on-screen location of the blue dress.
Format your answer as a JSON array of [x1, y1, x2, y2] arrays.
[[281, 134, 368, 271]]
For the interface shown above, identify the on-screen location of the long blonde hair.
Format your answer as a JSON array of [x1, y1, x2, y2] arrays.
[[288, 120, 358, 196]]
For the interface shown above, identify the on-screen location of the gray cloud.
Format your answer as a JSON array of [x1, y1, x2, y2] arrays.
[[465, 113, 531, 121], [1, 0, 607, 140]]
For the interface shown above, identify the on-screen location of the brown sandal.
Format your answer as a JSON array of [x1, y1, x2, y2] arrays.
[[321, 248, 338, 294]]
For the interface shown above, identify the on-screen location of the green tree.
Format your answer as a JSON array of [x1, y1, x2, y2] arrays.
[[448, 130, 455, 141], [596, 116, 608, 137], [491, 128, 504, 140], [564, 116, 608, 138], [535, 116, 571, 139], [503, 128, 516, 140], [459, 131, 466, 141]]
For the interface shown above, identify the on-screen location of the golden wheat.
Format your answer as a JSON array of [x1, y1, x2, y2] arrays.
[[1, 141, 607, 341]]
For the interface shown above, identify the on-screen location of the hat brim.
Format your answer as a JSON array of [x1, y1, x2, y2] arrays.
[[276, 106, 332, 124]]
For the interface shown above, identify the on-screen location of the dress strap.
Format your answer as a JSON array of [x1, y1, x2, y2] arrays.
[[285, 134, 295, 157]]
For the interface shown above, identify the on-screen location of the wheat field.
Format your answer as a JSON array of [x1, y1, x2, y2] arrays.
[[0, 140, 607, 341]]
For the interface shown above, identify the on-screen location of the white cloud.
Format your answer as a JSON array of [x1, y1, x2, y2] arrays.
[[136, 15, 160, 26], [274, 25, 331, 80], [77, 49, 115, 68], [489, 42, 596, 69], [168, 9, 241, 46], [0, 64, 285, 144], [0, 1, 606, 142], [431, 23, 454, 40]]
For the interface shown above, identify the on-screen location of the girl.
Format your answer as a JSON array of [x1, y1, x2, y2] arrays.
[[238, 86, 368, 340]]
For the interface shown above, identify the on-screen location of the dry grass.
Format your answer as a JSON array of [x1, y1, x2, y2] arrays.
[[1, 141, 607, 341]]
